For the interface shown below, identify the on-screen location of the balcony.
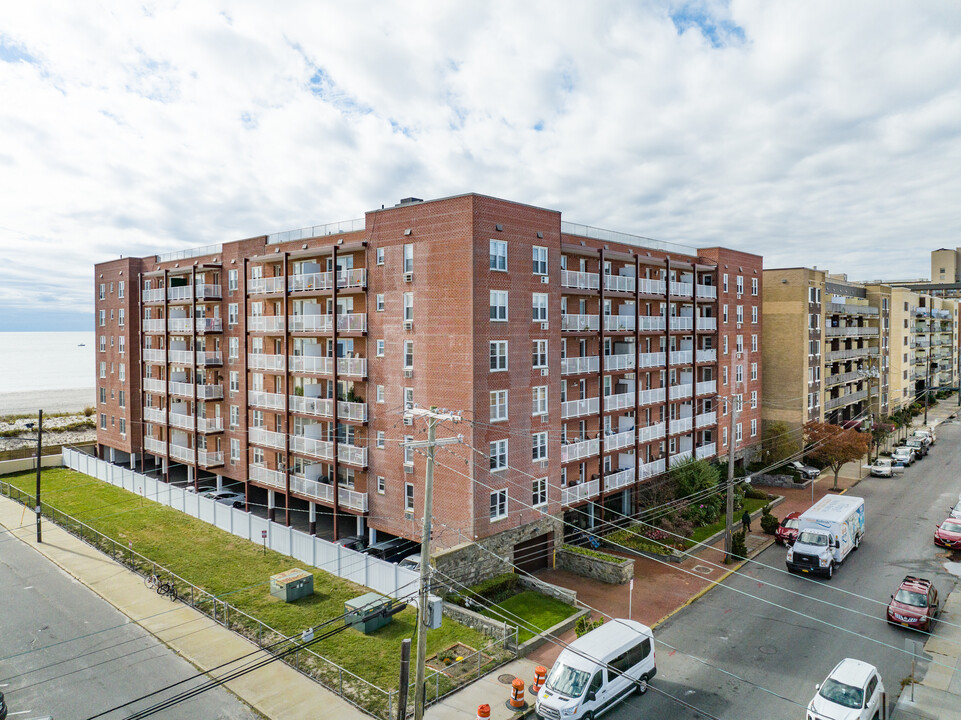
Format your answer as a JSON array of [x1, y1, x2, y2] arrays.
[[168, 350, 194, 365], [826, 302, 878, 317], [561, 397, 600, 419], [696, 411, 717, 428], [561, 437, 599, 463], [167, 412, 194, 431], [824, 389, 868, 411], [196, 317, 222, 333], [697, 317, 717, 331], [289, 436, 368, 467], [604, 315, 635, 332], [638, 278, 666, 295], [288, 313, 367, 333], [143, 407, 165, 424], [604, 468, 634, 492], [197, 351, 222, 366], [561, 314, 600, 332], [825, 326, 879, 338], [638, 422, 666, 443], [670, 316, 694, 332], [638, 387, 666, 406], [560, 270, 599, 290], [561, 479, 599, 507], [669, 383, 694, 400], [167, 318, 192, 333], [248, 390, 284, 410], [291, 475, 368, 512], [196, 383, 223, 400], [604, 428, 634, 452], [670, 450, 693, 466], [696, 380, 717, 396], [696, 284, 717, 299], [696, 443, 717, 460], [248, 463, 286, 490], [604, 275, 635, 293], [198, 449, 224, 467], [638, 316, 666, 332], [248, 316, 285, 333], [248, 353, 285, 371], [143, 319, 166, 334], [289, 395, 368, 422], [604, 392, 634, 413], [143, 436, 166, 456], [696, 349, 717, 363], [825, 370, 861, 387], [669, 416, 693, 435], [561, 356, 600, 375], [287, 356, 367, 377], [670, 349, 694, 365], [289, 269, 367, 292], [670, 281, 693, 297], [248, 276, 285, 294], [825, 347, 870, 362], [143, 378, 166, 393], [143, 348, 166, 363], [197, 416, 224, 433], [249, 426, 286, 450], [639, 458, 667, 479], [604, 354, 634, 372], [143, 288, 165, 303], [169, 443, 194, 464], [639, 351, 666, 368]]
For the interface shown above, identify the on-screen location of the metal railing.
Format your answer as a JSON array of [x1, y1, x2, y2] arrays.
[[561, 478, 600, 506], [561, 314, 600, 332], [560, 437, 599, 463], [561, 356, 599, 375], [266, 218, 365, 245], [560, 269, 599, 290]]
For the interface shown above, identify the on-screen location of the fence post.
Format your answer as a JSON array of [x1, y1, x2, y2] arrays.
[[339, 667, 344, 697], [388, 690, 392, 720]]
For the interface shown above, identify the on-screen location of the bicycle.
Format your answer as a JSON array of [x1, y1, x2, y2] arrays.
[[157, 580, 178, 601], [144, 573, 160, 590]]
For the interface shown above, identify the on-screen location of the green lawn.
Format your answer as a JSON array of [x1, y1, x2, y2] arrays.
[[2, 468, 489, 696], [478, 590, 578, 644], [689, 498, 769, 545]]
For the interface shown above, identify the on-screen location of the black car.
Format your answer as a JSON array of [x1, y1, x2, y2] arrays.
[[334, 535, 368, 552], [365, 537, 419, 563]]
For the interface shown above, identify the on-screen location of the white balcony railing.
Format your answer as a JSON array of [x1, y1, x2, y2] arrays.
[[288, 313, 367, 333], [195, 317, 222, 333], [696, 284, 717, 299], [638, 316, 666, 332], [638, 352, 666, 368], [604, 429, 634, 452], [639, 458, 666, 479], [197, 416, 224, 433], [561, 356, 600, 375], [697, 317, 718, 331], [290, 475, 368, 512], [637, 422, 666, 443], [670, 350, 694, 365], [604, 354, 634, 372], [196, 383, 223, 400], [561, 437, 599, 463], [248, 276, 285, 294], [670, 281, 693, 297], [288, 269, 367, 292], [670, 316, 694, 332], [288, 396, 368, 422], [561, 314, 600, 332], [604, 392, 634, 413], [696, 443, 717, 460], [638, 387, 666, 406], [169, 443, 194, 464], [167, 318, 192, 333], [638, 278, 666, 295], [167, 412, 194, 430], [247, 316, 285, 333], [168, 381, 194, 397], [143, 407, 165, 424], [290, 435, 332, 461], [604, 275, 635, 293], [561, 479, 600, 507], [197, 351, 222, 366], [247, 353, 285, 371], [696, 349, 718, 363], [290, 356, 332, 374], [248, 390, 285, 410], [248, 463, 286, 490], [696, 380, 717, 396], [168, 350, 194, 365], [143, 348, 166, 363], [669, 416, 694, 435], [561, 397, 600, 419], [696, 411, 717, 428], [604, 315, 635, 332], [669, 383, 694, 400], [198, 450, 224, 467], [248, 426, 286, 450], [143, 377, 166, 393], [143, 319, 166, 333], [143, 436, 166, 455], [670, 450, 693, 467], [604, 468, 634, 492], [561, 270, 599, 290], [143, 288, 165, 303]]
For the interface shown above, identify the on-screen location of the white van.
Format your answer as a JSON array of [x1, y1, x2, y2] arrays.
[[536, 619, 655, 719]]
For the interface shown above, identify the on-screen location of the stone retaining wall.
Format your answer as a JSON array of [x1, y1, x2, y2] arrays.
[[517, 574, 578, 605], [751, 473, 813, 489], [442, 602, 516, 646], [555, 547, 633, 585]]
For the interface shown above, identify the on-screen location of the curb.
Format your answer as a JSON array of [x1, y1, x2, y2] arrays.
[[651, 536, 777, 630]]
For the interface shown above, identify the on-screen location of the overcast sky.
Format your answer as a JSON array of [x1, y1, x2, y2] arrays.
[[1, 0, 959, 330]]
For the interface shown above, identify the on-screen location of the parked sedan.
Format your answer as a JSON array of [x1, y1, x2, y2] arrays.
[[201, 490, 246, 507], [870, 458, 894, 478], [334, 535, 368, 552], [886, 575, 939, 632], [775, 512, 801, 546], [891, 448, 914, 467], [934, 518, 961, 550], [787, 460, 821, 479], [949, 501, 961, 520]]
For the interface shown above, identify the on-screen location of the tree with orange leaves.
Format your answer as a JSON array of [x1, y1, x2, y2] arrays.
[[804, 421, 870, 491]]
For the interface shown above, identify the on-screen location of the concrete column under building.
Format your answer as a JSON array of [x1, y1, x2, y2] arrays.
[[308, 502, 316, 535], [129, 453, 137, 470], [186, 465, 194, 484], [267, 489, 275, 522], [356, 514, 365, 537], [368, 527, 378, 545]]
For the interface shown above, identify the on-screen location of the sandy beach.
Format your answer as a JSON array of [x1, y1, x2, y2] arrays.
[[0, 388, 96, 416]]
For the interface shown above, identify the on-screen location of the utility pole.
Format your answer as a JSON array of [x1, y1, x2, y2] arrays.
[[924, 317, 931, 426], [396, 638, 411, 720], [724, 350, 738, 560], [36, 408, 42, 543], [401, 406, 462, 720]]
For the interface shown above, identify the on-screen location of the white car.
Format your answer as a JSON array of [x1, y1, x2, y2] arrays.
[[949, 501, 961, 520], [808, 658, 884, 720], [201, 490, 246, 507], [869, 459, 894, 478]]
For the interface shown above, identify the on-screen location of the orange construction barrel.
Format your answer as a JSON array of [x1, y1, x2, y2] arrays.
[[532, 666, 547, 694], [476, 704, 491, 719], [510, 678, 526, 708]]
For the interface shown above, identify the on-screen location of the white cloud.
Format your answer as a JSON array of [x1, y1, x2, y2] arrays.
[[1, 0, 960, 322]]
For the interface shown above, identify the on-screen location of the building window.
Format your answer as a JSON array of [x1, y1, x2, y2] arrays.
[[735, 423, 743, 443], [490, 341, 508, 371], [230, 405, 239, 427], [376, 431, 385, 449], [722, 366, 728, 386], [118, 391, 125, 408], [532, 432, 547, 461], [722, 274, 728, 293], [229, 371, 239, 392], [230, 438, 240, 461], [751, 390, 758, 408], [751, 419, 757, 437], [722, 336, 729, 355], [99, 284, 105, 300], [751, 362, 758, 380], [722, 426, 728, 447], [752, 334, 758, 352], [490, 390, 508, 422], [751, 277, 758, 296], [404, 436, 414, 466], [403, 292, 413, 321], [736, 364, 744, 383], [532, 339, 547, 369], [377, 385, 385, 403], [99, 387, 106, 404], [99, 362, 106, 379], [736, 275, 744, 295], [376, 248, 385, 265], [489, 489, 508, 521], [228, 303, 239, 326], [532, 386, 548, 416], [490, 240, 508, 271], [405, 483, 415, 512], [532, 246, 548, 275], [376, 294, 385, 311], [490, 439, 508, 472], [403, 243, 414, 273], [532, 293, 548, 322], [228, 270, 238, 291], [100, 413, 107, 429], [117, 280, 124, 298], [228, 337, 239, 360], [118, 309, 125, 327], [377, 476, 386, 494], [736, 335, 744, 353], [119, 364, 125, 381], [99, 310, 106, 327], [532, 477, 547, 507], [99, 336, 106, 352], [376, 339, 385, 357], [722, 305, 728, 324], [736, 305, 743, 324], [751, 306, 758, 324], [403, 341, 414, 369], [490, 290, 508, 321]]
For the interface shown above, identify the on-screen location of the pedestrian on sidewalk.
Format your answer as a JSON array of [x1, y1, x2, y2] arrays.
[[741, 509, 751, 533]]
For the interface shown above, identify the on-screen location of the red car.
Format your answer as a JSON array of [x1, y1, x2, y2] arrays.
[[886, 576, 939, 631], [775, 512, 801, 546], [935, 518, 961, 550]]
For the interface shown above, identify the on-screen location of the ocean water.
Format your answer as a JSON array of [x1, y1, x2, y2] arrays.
[[0, 332, 96, 393]]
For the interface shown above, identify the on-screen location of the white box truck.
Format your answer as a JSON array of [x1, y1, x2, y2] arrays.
[[786, 495, 865, 579]]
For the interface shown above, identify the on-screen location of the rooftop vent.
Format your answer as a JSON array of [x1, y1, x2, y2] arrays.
[[396, 197, 424, 206]]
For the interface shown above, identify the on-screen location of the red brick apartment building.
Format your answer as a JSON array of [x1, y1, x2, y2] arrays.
[[95, 194, 761, 577]]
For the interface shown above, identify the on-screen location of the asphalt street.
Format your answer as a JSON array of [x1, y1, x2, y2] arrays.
[[0, 525, 262, 720], [611, 422, 961, 719]]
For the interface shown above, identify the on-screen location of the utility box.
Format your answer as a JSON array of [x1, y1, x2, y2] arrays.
[[270, 569, 314, 602], [344, 592, 398, 634]]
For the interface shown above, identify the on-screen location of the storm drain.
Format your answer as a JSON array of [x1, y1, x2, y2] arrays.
[[498, 674, 516, 685], [693, 565, 714, 574]]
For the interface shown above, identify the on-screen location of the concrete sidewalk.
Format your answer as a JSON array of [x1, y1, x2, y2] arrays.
[[426, 657, 541, 719], [0, 494, 369, 720]]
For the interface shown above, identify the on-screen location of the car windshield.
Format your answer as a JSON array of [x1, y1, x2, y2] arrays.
[[797, 531, 828, 546], [941, 521, 961, 533], [783, 519, 800, 530], [819, 678, 864, 709], [895, 589, 927, 607], [545, 663, 591, 697]]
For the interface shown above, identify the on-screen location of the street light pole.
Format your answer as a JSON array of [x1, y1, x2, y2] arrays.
[[724, 350, 738, 560]]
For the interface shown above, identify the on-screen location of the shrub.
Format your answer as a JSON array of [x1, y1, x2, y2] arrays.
[[760, 512, 780, 535], [744, 486, 770, 501], [470, 572, 519, 604], [562, 544, 624, 563], [83, 406, 95, 417], [729, 530, 747, 561], [574, 615, 604, 638]]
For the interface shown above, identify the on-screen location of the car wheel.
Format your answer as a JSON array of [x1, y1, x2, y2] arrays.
[[827, 562, 834, 579], [853, 534, 860, 551], [637, 674, 649, 695]]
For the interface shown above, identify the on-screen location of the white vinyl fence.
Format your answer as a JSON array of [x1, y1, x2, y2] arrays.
[[63, 448, 419, 600]]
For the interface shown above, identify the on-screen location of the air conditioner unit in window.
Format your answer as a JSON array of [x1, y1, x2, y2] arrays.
[[403, 320, 414, 330], [403, 272, 414, 283], [540, 322, 549, 331], [540, 368, 549, 376], [541, 276, 549, 284], [403, 369, 413, 378], [403, 417, 413, 426], [541, 415, 549, 424]]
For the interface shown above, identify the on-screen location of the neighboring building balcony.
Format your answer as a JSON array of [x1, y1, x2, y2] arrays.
[[639, 351, 666, 368], [248, 390, 285, 410], [669, 416, 693, 435], [198, 449, 224, 467], [248, 463, 286, 490], [168, 349, 194, 365], [561, 397, 600, 419], [638, 422, 666, 443], [291, 475, 368, 512], [604, 392, 634, 413], [604, 275, 635, 293], [639, 457, 667, 479], [696, 411, 717, 428], [143, 377, 166, 393], [143, 348, 166, 363], [197, 351, 222, 366], [248, 353, 285, 372], [561, 437, 599, 463], [166, 349, 221, 366], [696, 442, 717, 460], [195, 317, 223, 333], [197, 416, 224, 433], [670, 316, 694, 332], [143, 436, 166, 456], [670, 281, 693, 297], [604, 315, 635, 332], [288, 355, 368, 378], [669, 383, 694, 400], [561, 478, 600, 507], [167, 412, 195, 431], [165, 284, 222, 302], [670, 349, 694, 366], [248, 276, 285, 295], [560, 270, 599, 290], [604, 353, 634, 372], [289, 395, 368, 422], [825, 326, 879, 337], [696, 317, 717, 331], [248, 426, 286, 450], [696, 380, 717, 396], [639, 387, 667, 406], [289, 435, 368, 467], [143, 319, 166, 334], [168, 381, 223, 400], [288, 313, 367, 334], [826, 302, 878, 317], [143, 288, 165, 303], [604, 467, 634, 492], [670, 449, 693, 466], [561, 314, 600, 332], [696, 349, 717, 363], [604, 428, 635, 452], [696, 284, 717, 299], [561, 356, 600, 375], [825, 371, 861, 387], [248, 316, 285, 333], [825, 347, 871, 362], [143, 407, 165, 424], [824, 389, 868, 411], [168, 443, 194, 464], [288, 269, 366, 293], [166, 317, 223, 334], [639, 316, 667, 332]]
